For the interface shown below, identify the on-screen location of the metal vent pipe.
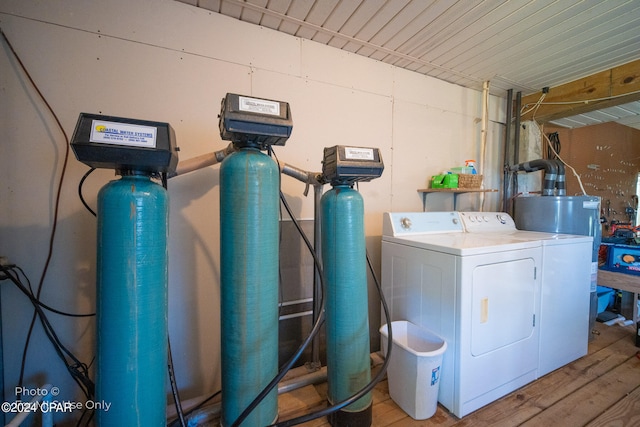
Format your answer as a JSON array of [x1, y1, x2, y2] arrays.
[[509, 159, 558, 196]]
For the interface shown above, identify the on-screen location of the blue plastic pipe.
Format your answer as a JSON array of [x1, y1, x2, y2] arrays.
[[96, 174, 168, 426], [220, 148, 279, 427], [321, 185, 372, 426]]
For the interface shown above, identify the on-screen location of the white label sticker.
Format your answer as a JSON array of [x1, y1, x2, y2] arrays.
[[345, 147, 374, 160], [90, 120, 157, 148], [239, 96, 280, 116]]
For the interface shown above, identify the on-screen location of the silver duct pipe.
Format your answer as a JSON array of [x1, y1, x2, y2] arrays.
[[509, 159, 558, 196], [553, 159, 566, 196]]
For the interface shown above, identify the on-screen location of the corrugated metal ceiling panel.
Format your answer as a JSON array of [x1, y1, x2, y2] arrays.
[[175, 0, 640, 129], [549, 101, 640, 130]]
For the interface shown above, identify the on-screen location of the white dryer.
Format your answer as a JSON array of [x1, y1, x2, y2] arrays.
[[458, 212, 593, 377], [382, 212, 543, 417]]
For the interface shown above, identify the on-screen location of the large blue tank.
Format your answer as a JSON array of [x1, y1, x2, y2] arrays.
[[220, 148, 279, 427], [96, 174, 168, 426], [321, 185, 372, 426]]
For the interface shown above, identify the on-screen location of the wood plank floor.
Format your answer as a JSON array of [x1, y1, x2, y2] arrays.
[[277, 322, 640, 427]]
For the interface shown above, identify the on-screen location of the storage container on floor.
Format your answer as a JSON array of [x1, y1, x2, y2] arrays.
[[379, 320, 447, 420], [596, 286, 614, 314]]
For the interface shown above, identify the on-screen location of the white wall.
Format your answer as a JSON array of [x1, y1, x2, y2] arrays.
[[0, 0, 505, 419]]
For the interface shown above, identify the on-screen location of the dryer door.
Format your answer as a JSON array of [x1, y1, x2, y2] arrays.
[[457, 246, 541, 417], [471, 257, 537, 355]]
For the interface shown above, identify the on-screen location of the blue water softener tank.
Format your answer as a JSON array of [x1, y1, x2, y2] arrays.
[[217, 93, 293, 427], [513, 195, 602, 337], [220, 148, 280, 426], [319, 145, 383, 426], [322, 185, 373, 426], [70, 113, 178, 426], [96, 174, 169, 426]]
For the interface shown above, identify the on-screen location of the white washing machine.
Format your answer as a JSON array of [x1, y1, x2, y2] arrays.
[[382, 212, 543, 417], [458, 212, 593, 377], [381, 211, 593, 417]]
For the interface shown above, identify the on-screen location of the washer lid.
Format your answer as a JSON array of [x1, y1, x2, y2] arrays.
[[499, 230, 593, 246]]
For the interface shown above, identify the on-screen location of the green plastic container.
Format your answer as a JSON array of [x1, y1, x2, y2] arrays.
[[431, 174, 458, 188]]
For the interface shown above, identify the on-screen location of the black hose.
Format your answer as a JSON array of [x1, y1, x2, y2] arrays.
[[547, 132, 561, 159], [160, 173, 187, 427], [79, 167, 97, 217], [168, 337, 187, 427], [229, 191, 328, 427]]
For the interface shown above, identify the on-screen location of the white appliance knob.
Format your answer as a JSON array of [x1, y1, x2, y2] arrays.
[[400, 217, 412, 229], [483, 216, 490, 222], [497, 214, 507, 224]]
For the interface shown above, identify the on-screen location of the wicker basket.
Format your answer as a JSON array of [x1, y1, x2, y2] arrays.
[[457, 174, 483, 189]]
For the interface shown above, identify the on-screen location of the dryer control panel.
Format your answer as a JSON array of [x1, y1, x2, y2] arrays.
[[382, 212, 464, 236]]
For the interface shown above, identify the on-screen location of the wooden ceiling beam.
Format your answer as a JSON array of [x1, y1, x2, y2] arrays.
[[520, 59, 640, 123]]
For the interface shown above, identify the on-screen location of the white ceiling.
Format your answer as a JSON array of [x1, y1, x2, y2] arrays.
[[174, 0, 640, 129], [548, 100, 640, 130]]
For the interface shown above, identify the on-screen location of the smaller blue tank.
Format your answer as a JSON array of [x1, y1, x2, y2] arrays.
[[321, 185, 372, 426]]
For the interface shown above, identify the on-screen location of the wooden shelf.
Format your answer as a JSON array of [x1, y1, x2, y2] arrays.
[[417, 188, 498, 210], [598, 269, 640, 293], [598, 269, 640, 325]]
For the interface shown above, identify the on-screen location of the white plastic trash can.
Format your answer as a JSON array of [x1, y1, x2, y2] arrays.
[[379, 320, 447, 420]]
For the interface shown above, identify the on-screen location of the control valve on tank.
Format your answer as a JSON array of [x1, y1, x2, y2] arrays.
[[70, 113, 178, 175], [322, 145, 384, 186], [219, 93, 293, 149]]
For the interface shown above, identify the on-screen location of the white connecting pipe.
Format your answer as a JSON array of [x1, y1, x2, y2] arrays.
[[171, 143, 236, 177], [480, 80, 490, 209], [480, 80, 489, 178]]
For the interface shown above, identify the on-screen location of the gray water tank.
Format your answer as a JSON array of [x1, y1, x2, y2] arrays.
[[513, 195, 602, 338]]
